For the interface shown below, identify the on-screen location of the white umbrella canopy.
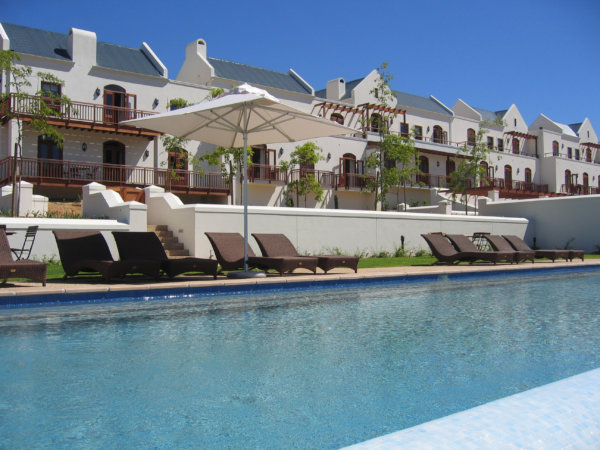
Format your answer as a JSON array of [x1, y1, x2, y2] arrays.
[[124, 83, 355, 276], [124, 83, 353, 147]]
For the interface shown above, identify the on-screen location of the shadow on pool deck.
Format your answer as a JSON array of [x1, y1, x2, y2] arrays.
[[1, 259, 599, 299]]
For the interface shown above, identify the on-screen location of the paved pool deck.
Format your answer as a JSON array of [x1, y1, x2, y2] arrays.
[[1, 258, 599, 299]]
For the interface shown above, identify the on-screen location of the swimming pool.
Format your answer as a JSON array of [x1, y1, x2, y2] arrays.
[[1, 269, 599, 448]]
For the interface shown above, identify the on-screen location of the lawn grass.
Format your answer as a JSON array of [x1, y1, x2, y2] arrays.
[[36, 254, 599, 281]]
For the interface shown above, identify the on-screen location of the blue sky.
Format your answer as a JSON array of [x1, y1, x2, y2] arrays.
[[4, 0, 600, 129]]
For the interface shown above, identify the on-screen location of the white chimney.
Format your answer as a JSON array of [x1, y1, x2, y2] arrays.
[[186, 38, 207, 60], [326, 78, 345, 101], [68, 28, 97, 67]]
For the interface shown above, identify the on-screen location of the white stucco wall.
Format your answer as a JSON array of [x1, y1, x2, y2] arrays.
[[479, 195, 600, 252], [182, 204, 528, 258]]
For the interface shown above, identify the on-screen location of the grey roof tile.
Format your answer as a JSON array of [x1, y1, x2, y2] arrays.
[[396, 91, 452, 116], [473, 107, 504, 123], [97, 42, 162, 77], [2, 22, 162, 77], [569, 122, 582, 135], [208, 57, 311, 94], [2, 22, 71, 61]]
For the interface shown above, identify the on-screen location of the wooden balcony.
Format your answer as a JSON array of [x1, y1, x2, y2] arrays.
[[247, 164, 287, 183], [561, 184, 600, 195], [0, 157, 230, 196], [0, 93, 160, 137], [467, 178, 551, 199], [289, 169, 336, 188], [412, 173, 451, 188]]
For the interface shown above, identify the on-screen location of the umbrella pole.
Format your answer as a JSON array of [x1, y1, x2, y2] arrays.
[[243, 130, 249, 272]]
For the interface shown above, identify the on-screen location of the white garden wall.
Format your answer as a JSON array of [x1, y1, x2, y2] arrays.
[[479, 195, 600, 252]]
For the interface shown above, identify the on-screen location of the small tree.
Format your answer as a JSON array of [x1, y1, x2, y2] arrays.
[[197, 146, 253, 205], [449, 126, 492, 214], [1, 50, 72, 215], [280, 141, 324, 207], [364, 62, 420, 210], [382, 132, 420, 209]]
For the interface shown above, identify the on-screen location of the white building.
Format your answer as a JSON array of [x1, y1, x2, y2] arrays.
[[1, 21, 598, 213]]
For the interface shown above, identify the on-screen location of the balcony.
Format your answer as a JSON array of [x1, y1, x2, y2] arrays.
[[561, 184, 600, 195], [412, 173, 451, 188], [0, 93, 159, 137], [246, 164, 287, 183], [0, 157, 230, 196], [289, 169, 336, 188]]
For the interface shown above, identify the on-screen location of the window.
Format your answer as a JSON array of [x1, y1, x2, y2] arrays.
[[567, 147, 572, 159], [512, 137, 520, 154], [497, 138, 504, 152], [37, 135, 62, 160], [552, 141, 559, 157], [504, 165, 512, 188], [41, 81, 61, 112], [575, 148, 580, 160], [370, 113, 382, 133], [104, 84, 136, 124], [583, 173, 589, 188], [467, 128, 476, 146], [514, 118, 517, 126], [414, 125, 423, 140], [524, 168, 532, 184], [586, 148, 592, 163], [37, 135, 62, 178], [487, 137, 494, 149], [168, 149, 189, 186], [330, 113, 344, 125], [400, 123, 409, 137], [446, 159, 456, 176], [432, 125, 444, 143], [565, 170, 572, 186]]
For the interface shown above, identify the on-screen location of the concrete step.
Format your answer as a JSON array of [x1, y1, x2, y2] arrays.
[[149, 224, 189, 257]]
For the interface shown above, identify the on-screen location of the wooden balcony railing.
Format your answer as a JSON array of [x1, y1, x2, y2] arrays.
[[413, 173, 451, 188], [0, 157, 230, 195], [0, 93, 159, 136], [337, 172, 374, 190], [561, 184, 600, 195], [289, 169, 336, 188], [247, 164, 287, 183]]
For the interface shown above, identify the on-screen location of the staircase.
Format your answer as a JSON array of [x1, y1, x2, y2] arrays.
[[148, 225, 189, 257]]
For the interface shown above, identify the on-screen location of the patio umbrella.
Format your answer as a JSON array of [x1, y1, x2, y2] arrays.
[[124, 83, 354, 276]]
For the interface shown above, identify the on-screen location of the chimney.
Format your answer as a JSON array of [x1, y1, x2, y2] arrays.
[[326, 78, 345, 101], [186, 38, 207, 60], [68, 28, 97, 66]]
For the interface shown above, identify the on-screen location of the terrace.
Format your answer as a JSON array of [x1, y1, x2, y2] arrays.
[[0, 157, 230, 197], [0, 93, 160, 138]]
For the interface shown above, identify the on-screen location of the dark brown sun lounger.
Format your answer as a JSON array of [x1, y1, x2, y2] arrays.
[[252, 233, 358, 274], [421, 233, 478, 265], [53, 230, 160, 281], [446, 234, 514, 264], [113, 232, 219, 279], [502, 235, 571, 262], [484, 235, 534, 263], [205, 232, 317, 275], [0, 229, 46, 286]]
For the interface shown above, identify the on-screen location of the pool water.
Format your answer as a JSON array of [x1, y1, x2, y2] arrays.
[[1, 271, 599, 448]]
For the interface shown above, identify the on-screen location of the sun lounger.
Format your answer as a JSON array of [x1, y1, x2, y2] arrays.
[[421, 233, 478, 265], [252, 233, 358, 274], [0, 229, 46, 286], [112, 231, 218, 279], [53, 230, 160, 281], [446, 234, 515, 264], [205, 232, 317, 275], [502, 235, 571, 262], [484, 235, 534, 263]]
